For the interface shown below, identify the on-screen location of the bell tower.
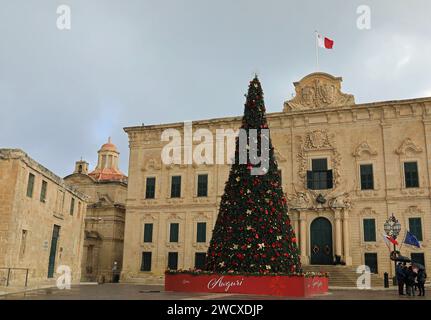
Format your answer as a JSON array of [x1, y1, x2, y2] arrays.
[[74, 159, 89, 174]]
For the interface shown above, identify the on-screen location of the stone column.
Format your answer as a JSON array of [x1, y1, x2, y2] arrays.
[[299, 211, 308, 264], [292, 211, 299, 236], [343, 210, 353, 266], [334, 209, 342, 258]]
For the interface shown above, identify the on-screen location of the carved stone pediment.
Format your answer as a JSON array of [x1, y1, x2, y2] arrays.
[[395, 138, 423, 156], [359, 207, 377, 216], [165, 163, 187, 170], [353, 142, 378, 158], [284, 73, 355, 111], [167, 213, 184, 221], [143, 158, 161, 171], [404, 206, 424, 217]]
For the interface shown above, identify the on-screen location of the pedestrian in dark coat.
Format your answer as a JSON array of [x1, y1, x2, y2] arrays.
[[396, 263, 406, 295], [417, 269, 427, 296], [406, 266, 417, 297]]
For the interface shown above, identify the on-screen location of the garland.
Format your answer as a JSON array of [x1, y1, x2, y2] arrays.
[[165, 269, 329, 278]]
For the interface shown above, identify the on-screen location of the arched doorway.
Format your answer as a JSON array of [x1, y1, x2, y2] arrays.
[[310, 217, 333, 265]]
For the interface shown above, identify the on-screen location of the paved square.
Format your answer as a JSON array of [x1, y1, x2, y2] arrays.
[[1, 284, 430, 300]]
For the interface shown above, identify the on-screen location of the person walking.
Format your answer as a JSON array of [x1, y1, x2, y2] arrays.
[[417, 268, 427, 296], [406, 265, 417, 297], [396, 262, 406, 295]]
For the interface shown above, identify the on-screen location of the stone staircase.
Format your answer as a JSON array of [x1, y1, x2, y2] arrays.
[[303, 265, 383, 288], [121, 274, 164, 286]]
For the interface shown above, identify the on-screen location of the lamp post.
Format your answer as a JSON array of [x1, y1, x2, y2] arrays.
[[384, 214, 401, 286]]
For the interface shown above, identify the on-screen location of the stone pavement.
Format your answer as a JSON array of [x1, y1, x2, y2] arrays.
[[0, 283, 430, 300]]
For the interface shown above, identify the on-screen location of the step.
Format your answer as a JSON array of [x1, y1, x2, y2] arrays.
[[303, 265, 383, 288]]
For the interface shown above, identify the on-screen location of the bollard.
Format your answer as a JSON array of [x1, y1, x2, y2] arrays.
[[384, 272, 389, 288]]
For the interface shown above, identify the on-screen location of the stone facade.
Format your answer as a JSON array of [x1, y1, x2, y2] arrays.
[[121, 73, 431, 283], [64, 139, 127, 283], [0, 149, 87, 287]]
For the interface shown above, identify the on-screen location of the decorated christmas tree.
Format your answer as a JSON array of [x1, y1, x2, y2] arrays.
[[205, 76, 302, 274]]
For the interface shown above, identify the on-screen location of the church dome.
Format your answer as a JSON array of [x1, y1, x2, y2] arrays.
[[88, 137, 127, 182], [100, 137, 118, 153]]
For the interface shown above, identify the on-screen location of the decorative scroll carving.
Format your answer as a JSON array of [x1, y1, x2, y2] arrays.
[[353, 142, 378, 158], [328, 192, 352, 209], [288, 191, 313, 209], [304, 129, 332, 150], [284, 73, 355, 111], [395, 138, 423, 155]]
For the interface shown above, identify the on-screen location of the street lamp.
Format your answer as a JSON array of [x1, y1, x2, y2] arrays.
[[384, 214, 401, 285]]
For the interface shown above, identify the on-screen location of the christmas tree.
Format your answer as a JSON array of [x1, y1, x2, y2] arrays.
[[205, 76, 302, 274]]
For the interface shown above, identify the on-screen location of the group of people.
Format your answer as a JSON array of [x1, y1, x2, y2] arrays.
[[396, 262, 427, 297]]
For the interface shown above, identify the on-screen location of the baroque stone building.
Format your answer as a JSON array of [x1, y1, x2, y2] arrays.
[[64, 138, 127, 283], [0, 149, 87, 287], [121, 73, 431, 284]]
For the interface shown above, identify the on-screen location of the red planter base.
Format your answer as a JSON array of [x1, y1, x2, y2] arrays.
[[165, 273, 328, 297]]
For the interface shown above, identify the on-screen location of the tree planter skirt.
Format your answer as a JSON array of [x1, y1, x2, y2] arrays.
[[165, 273, 328, 297]]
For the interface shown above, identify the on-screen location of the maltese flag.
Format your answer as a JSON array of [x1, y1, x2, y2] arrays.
[[317, 33, 334, 49]]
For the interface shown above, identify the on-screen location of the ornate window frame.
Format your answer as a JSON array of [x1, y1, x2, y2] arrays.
[[353, 142, 378, 196], [166, 213, 185, 248], [403, 206, 426, 249], [359, 208, 379, 248], [192, 212, 211, 251], [396, 138, 423, 191], [140, 213, 158, 249], [296, 129, 341, 190]]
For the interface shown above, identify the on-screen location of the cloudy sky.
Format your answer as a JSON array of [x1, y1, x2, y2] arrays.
[[1, 0, 430, 177]]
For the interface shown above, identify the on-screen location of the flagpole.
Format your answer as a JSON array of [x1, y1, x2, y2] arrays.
[[315, 31, 318, 70]]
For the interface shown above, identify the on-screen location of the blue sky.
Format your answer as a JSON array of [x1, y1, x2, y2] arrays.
[[1, 0, 430, 176]]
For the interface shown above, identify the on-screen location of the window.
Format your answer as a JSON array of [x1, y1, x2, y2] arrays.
[[360, 164, 374, 190], [168, 252, 178, 270], [364, 253, 378, 274], [404, 162, 419, 188], [169, 223, 179, 243], [143, 224, 153, 243], [141, 252, 152, 271], [145, 177, 156, 199], [171, 176, 181, 198], [19, 230, 28, 259], [195, 252, 206, 269], [70, 198, 75, 216], [363, 219, 376, 242], [26, 173, 35, 198], [411, 253, 425, 268], [55, 190, 65, 214], [77, 201, 82, 218], [197, 174, 208, 197], [197, 222, 206, 243], [307, 158, 333, 190], [40, 180, 48, 202], [409, 218, 423, 241]]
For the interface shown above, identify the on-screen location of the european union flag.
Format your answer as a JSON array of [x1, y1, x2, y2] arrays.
[[404, 231, 421, 248]]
